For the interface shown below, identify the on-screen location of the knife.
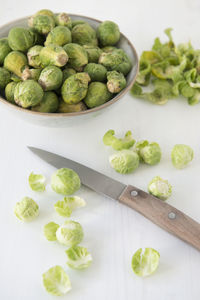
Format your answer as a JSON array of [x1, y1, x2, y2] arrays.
[[28, 146, 200, 251]]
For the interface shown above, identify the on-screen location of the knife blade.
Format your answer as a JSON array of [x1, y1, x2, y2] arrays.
[[28, 146, 200, 251]]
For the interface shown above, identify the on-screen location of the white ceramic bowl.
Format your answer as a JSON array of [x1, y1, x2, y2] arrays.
[[0, 14, 139, 127]]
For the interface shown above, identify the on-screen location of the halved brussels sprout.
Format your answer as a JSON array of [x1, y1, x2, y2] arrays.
[[148, 176, 172, 200]]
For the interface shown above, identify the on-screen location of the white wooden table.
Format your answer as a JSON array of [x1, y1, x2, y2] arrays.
[[0, 0, 200, 299]]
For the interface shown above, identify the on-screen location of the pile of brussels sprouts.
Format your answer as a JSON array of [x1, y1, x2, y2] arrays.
[[0, 9, 132, 113]]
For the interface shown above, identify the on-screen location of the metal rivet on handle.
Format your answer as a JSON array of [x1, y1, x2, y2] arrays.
[[131, 190, 138, 197], [168, 212, 176, 220]]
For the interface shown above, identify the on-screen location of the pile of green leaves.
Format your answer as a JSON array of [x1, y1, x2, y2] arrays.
[[131, 28, 200, 105]]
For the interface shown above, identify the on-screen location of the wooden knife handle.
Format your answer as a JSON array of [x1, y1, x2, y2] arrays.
[[119, 185, 200, 251]]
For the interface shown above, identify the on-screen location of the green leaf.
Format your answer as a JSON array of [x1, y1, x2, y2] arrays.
[[103, 129, 135, 150], [43, 222, 59, 241], [28, 172, 46, 192], [65, 246, 92, 270], [54, 196, 86, 217], [132, 248, 160, 277]]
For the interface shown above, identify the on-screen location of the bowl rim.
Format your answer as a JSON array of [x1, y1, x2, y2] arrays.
[[0, 13, 139, 118]]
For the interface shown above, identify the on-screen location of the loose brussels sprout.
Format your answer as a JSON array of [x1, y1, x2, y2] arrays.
[[84, 82, 112, 108], [171, 144, 194, 169], [101, 46, 117, 53], [40, 44, 68, 67], [63, 43, 88, 71], [14, 196, 39, 222], [43, 221, 59, 241], [107, 70, 126, 93], [0, 38, 12, 65], [51, 167, 81, 195], [28, 172, 46, 192], [97, 21, 120, 46], [61, 72, 90, 104], [14, 80, 44, 108], [4, 51, 28, 78], [54, 196, 86, 217], [58, 100, 87, 113], [136, 141, 162, 165], [45, 26, 72, 46], [31, 91, 59, 113], [83, 45, 102, 63], [65, 246, 92, 270], [62, 67, 76, 82], [71, 20, 88, 28], [72, 23, 98, 46], [54, 13, 72, 29], [103, 130, 135, 150], [0, 67, 11, 89], [31, 15, 55, 35], [132, 248, 160, 277], [38, 66, 63, 91], [56, 220, 84, 247], [109, 150, 139, 174], [42, 266, 71, 296], [8, 27, 35, 52], [84, 63, 107, 82], [148, 176, 172, 200], [27, 45, 43, 68], [99, 49, 132, 75], [5, 81, 17, 103], [21, 68, 41, 81]]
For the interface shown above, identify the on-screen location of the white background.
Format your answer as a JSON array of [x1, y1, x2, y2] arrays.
[[1, 0, 200, 299]]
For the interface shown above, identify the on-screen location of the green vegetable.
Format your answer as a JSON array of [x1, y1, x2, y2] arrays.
[[0, 38, 12, 65], [43, 222, 59, 241], [109, 150, 139, 174], [63, 43, 88, 71], [148, 176, 172, 200], [103, 129, 135, 150], [83, 45, 102, 63], [31, 91, 59, 113], [107, 70, 126, 93], [28, 172, 46, 192], [5, 81, 17, 103], [58, 101, 87, 113], [136, 141, 162, 165], [14, 197, 39, 222], [42, 265, 71, 296], [21, 68, 41, 81], [0, 67, 11, 89], [40, 44, 68, 67], [54, 196, 86, 217], [72, 23, 98, 46], [54, 13, 72, 29], [97, 20, 120, 46], [132, 248, 160, 277], [62, 67, 76, 81], [171, 144, 194, 169], [84, 82, 112, 108], [27, 45, 43, 69], [45, 26, 72, 46], [51, 168, 81, 195], [4, 51, 28, 78], [31, 15, 55, 35], [8, 27, 34, 52], [65, 246, 92, 269], [38, 66, 63, 91], [84, 63, 107, 82], [56, 220, 84, 247]]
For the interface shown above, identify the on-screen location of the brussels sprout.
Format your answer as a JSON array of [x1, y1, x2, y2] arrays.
[[42, 266, 71, 296], [109, 150, 139, 174], [29, 28, 46, 45], [54, 196, 86, 217], [148, 176, 172, 200], [71, 20, 88, 28], [0, 67, 11, 89], [61, 72, 90, 104], [8, 27, 35, 52], [101, 46, 117, 53], [171, 144, 194, 169], [21, 68, 41, 81], [31, 15, 55, 35], [56, 220, 84, 247], [5, 81, 17, 103], [107, 70, 126, 93], [31, 91, 59, 113], [43, 222, 59, 241], [63, 43, 88, 71], [83, 45, 102, 63], [54, 13, 72, 29], [99, 49, 132, 75], [58, 100, 87, 113], [132, 248, 160, 277], [136, 141, 162, 165], [14, 196, 39, 222], [84, 82, 112, 108], [34, 9, 54, 17], [84, 63, 107, 82], [97, 21, 120, 46], [103, 130, 135, 150], [4, 51, 28, 78], [62, 67, 76, 81], [27, 45, 43, 68], [72, 23, 98, 46], [38, 66, 63, 91], [40, 44, 68, 67], [14, 80, 44, 108], [0, 38, 12, 65], [45, 26, 72, 46], [65, 246, 92, 270], [28, 172, 46, 192], [51, 167, 81, 195]]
